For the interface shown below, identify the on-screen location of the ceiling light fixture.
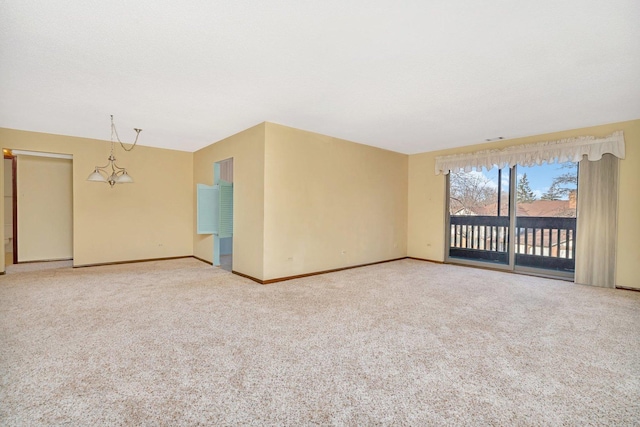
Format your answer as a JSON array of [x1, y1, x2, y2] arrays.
[[87, 115, 142, 188]]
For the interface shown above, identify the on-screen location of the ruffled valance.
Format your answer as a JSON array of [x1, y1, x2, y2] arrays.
[[434, 131, 625, 175]]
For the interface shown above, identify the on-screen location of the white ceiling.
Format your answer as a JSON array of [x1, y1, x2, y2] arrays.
[[1, 1, 639, 154]]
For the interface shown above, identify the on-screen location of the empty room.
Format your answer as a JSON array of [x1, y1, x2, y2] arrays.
[[1, 1, 639, 425]]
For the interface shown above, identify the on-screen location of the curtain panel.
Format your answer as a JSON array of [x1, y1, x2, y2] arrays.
[[575, 154, 619, 288], [434, 131, 625, 175]]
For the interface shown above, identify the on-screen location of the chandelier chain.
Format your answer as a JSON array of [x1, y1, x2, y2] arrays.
[[110, 114, 141, 152], [88, 115, 141, 187]]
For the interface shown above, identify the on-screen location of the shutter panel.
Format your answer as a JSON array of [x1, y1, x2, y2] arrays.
[[196, 184, 218, 235], [218, 180, 233, 238]]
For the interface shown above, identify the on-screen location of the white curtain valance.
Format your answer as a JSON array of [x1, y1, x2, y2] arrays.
[[434, 131, 625, 175]]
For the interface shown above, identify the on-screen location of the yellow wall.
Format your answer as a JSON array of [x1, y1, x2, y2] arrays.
[[408, 119, 640, 289], [2, 119, 636, 287], [263, 123, 408, 280], [17, 156, 73, 261], [193, 123, 265, 280], [0, 128, 193, 272]]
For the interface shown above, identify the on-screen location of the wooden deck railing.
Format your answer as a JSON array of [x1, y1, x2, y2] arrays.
[[449, 215, 576, 272]]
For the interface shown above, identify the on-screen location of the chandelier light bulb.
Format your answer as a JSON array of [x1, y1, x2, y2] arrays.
[[87, 115, 141, 188]]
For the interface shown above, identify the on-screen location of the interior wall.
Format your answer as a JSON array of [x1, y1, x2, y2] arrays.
[[0, 127, 193, 272], [407, 119, 640, 289], [263, 123, 408, 281], [17, 155, 73, 261], [193, 123, 265, 280]]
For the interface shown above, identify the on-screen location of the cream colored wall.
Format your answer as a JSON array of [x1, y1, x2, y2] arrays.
[[0, 128, 193, 272], [407, 152, 447, 262], [193, 123, 265, 280], [17, 156, 73, 261], [615, 120, 640, 289], [408, 119, 640, 289], [263, 123, 408, 280]]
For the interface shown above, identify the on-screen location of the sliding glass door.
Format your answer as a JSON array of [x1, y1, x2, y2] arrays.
[[447, 161, 578, 277], [513, 162, 577, 274], [448, 166, 511, 266]]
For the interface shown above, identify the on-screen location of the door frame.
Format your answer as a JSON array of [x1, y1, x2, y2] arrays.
[[3, 153, 18, 264], [445, 165, 575, 281], [9, 150, 74, 264]]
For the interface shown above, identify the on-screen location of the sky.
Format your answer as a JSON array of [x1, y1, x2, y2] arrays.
[[479, 161, 577, 200]]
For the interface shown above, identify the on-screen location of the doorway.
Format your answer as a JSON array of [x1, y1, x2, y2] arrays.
[[3, 152, 16, 265], [513, 163, 577, 274], [215, 158, 233, 272], [4, 150, 73, 264], [447, 161, 578, 278]]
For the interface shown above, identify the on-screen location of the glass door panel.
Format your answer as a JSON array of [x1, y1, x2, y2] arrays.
[[448, 166, 511, 265], [514, 162, 578, 273]]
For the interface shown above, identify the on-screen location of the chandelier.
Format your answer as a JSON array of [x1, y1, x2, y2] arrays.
[[87, 115, 142, 187]]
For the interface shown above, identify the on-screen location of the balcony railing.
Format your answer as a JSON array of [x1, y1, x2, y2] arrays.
[[450, 216, 509, 264], [450, 215, 576, 272]]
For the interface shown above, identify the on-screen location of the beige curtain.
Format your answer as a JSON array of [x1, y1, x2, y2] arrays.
[[575, 154, 619, 288], [434, 131, 625, 175]]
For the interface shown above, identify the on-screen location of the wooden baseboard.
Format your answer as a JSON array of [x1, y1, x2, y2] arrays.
[[193, 256, 213, 265], [14, 258, 72, 264], [73, 255, 193, 268], [233, 257, 407, 285], [232, 270, 263, 284], [616, 286, 640, 292], [406, 257, 444, 264]]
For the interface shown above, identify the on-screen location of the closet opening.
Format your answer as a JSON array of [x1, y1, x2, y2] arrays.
[[3, 149, 73, 265]]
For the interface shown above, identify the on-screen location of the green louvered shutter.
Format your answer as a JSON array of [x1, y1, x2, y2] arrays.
[[218, 180, 233, 238], [196, 184, 218, 234]]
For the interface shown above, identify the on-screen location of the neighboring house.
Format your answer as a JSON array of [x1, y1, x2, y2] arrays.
[[451, 191, 577, 218], [517, 193, 577, 218], [451, 191, 577, 257]]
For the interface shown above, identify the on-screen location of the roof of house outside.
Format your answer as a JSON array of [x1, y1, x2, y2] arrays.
[[452, 199, 576, 218], [516, 200, 575, 218]]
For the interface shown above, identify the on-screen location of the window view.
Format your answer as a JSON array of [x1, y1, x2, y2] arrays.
[[449, 166, 510, 264], [516, 162, 577, 217], [448, 161, 579, 273], [449, 167, 510, 217], [514, 162, 578, 271]]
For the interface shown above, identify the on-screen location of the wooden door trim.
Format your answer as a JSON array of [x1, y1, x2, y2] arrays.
[[3, 154, 17, 264], [11, 156, 17, 264]]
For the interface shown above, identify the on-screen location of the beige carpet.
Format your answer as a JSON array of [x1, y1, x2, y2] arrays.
[[4, 259, 72, 274], [1, 258, 639, 425]]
